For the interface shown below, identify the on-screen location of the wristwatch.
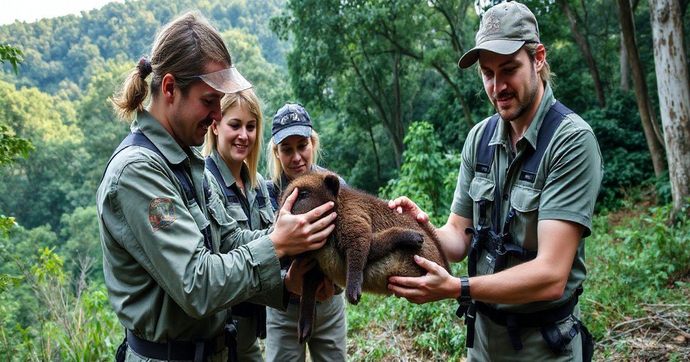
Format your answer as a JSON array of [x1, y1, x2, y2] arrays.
[[457, 276, 472, 306]]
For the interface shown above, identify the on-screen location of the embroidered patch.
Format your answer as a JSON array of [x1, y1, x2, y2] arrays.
[[482, 15, 501, 34], [149, 198, 177, 232]]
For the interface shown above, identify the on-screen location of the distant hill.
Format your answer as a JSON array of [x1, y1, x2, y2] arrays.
[[0, 0, 289, 97]]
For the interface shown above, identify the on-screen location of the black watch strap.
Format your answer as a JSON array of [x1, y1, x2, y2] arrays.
[[457, 276, 471, 305]]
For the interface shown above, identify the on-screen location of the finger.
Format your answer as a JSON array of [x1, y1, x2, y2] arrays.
[[417, 212, 429, 223], [281, 188, 298, 214], [306, 236, 329, 251], [307, 224, 335, 244], [308, 211, 337, 234], [387, 283, 421, 299], [388, 275, 423, 288], [414, 255, 440, 274], [304, 201, 335, 222]]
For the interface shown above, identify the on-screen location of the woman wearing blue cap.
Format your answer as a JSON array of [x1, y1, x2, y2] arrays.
[[265, 103, 347, 361]]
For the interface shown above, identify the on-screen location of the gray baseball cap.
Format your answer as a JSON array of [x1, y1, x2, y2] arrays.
[[271, 103, 313, 144], [458, 1, 540, 69]]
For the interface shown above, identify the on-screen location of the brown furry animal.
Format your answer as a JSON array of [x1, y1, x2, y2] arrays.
[[281, 172, 450, 343]]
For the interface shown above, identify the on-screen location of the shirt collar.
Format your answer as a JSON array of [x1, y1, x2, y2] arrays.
[[489, 83, 556, 151], [131, 110, 189, 165], [210, 149, 251, 190]]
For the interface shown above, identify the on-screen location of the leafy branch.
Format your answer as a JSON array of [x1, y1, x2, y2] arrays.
[[0, 44, 24, 75]]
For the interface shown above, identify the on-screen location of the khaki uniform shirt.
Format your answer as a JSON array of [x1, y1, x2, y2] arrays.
[[451, 85, 604, 313], [97, 111, 285, 343], [207, 149, 274, 232]]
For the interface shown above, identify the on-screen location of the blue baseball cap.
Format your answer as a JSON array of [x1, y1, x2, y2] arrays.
[[271, 103, 313, 144]]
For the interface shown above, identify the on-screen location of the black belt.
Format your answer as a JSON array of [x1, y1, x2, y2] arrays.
[[126, 330, 226, 361], [231, 302, 262, 317], [468, 290, 581, 351], [232, 302, 267, 339], [475, 293, 579, 328]]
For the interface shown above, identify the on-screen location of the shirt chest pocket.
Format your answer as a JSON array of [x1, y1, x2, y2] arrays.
[[206, 191, 231, 227], [187, 202, 210, 232], [225, 203, 249, 229], [468, 177, 495, 226], [258, 207, 274, 229], [509, 184, 541, 250]]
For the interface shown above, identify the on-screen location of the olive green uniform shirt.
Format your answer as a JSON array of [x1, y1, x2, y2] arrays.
[[97, 111, 285, 343], [207, 149, 274, 231], [451, 85, 603, 313]]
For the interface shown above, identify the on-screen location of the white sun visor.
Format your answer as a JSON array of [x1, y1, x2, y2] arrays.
[[196, 66, 252, 94]]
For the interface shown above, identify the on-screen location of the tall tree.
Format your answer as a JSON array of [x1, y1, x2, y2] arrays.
[[616, 0, 668, 176], [378, 0, 477, 127], [650, 0, 690, 213], [558, 0, 607, 107], [619, 0, 640, 91], [0, 44, 32, 234], [273, 0, 430, 168]]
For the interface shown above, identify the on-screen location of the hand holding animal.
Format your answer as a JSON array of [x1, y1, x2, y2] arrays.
[[281, 172, 450, 343]]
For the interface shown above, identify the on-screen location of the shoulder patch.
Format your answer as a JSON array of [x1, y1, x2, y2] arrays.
[[149, 197, 177, 231]]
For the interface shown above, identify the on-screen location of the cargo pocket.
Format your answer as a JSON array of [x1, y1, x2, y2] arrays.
[[225, 204, 249, 229], [468, 177, 496, 275], [468, 177, 495, 218], [540, 314, 580, 357], [509, 184, 541, 250], [258, 207, 275, 228], [207, 192, 231, 228], [187, 202, 212, 250]]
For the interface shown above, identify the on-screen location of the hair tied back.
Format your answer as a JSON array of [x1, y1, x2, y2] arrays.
[[137, 58, 153, 79]]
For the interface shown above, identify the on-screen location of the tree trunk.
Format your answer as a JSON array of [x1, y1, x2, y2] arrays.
[[650, 0, 690, 213], [620, 35, 630, 90], [616, 0, 668, 176], [349, 56, 404, 169], [620, 0, 641, 91], [364, 108, 382, 186], [559, 0, 606, 108], [392, 51, 404, 169]]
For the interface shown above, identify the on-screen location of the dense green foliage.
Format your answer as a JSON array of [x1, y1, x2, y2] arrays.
[[380, 122, 460, 225], [0, 0, 689, 359], [0, 0, 289, 95]]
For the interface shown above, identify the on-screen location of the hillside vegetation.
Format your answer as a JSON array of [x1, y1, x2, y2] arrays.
[[1, 0, 689, 360]]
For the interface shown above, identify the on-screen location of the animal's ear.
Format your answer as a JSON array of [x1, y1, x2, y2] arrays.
[[324, 174, 340, 197]]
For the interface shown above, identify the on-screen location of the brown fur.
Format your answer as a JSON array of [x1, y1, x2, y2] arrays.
[[281, 172, 450, 342]]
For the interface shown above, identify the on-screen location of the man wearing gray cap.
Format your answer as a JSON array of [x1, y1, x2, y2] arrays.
[[388, 2, 601, 360]]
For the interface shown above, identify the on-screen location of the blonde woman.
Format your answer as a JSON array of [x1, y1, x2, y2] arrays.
[[201, 89, 275, 361], [265, 103, 347, 362]]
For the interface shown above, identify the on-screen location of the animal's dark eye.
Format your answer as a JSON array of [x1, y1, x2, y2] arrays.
[[298, 190, 308, 198]]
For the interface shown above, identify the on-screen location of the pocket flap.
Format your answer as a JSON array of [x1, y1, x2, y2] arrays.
[[225, 204, 249, 222], [468, 177, 495, 202], [187, 203, 210, 231], [510, 185, 541, 212], [259, 208, 274, 225]]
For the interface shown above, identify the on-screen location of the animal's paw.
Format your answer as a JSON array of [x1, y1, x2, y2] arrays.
[[298, 319, 312, 344], [346, 284, 362, 305], [400, 230, 425, 249]]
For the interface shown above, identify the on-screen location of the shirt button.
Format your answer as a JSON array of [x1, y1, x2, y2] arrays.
[[503, 194, 509, 201]]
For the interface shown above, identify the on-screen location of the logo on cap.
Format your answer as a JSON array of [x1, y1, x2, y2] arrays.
[[483, 15, 501, 34], [280, 112, 301, 125]]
